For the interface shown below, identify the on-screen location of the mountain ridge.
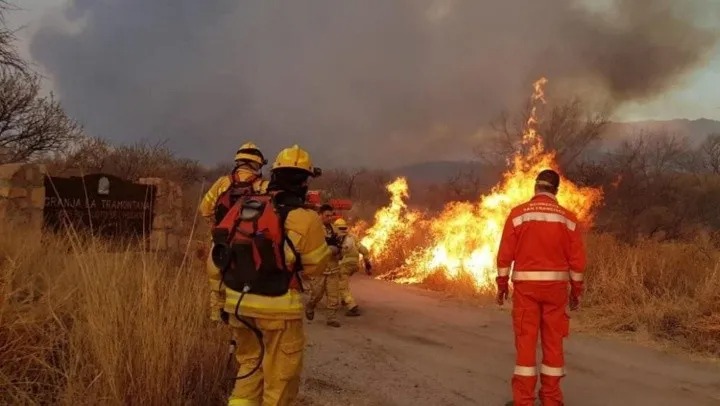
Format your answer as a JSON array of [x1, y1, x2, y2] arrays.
[[391, 118, 720, 182]]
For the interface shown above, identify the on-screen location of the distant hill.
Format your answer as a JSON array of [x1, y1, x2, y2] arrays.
[[391, 160, 487, 183], [393, 118, 720, 181], [603, 118, 720, 147]]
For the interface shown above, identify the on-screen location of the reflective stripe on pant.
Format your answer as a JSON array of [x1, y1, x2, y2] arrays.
[[338, 266, 357, 309], [511, 282, 569, 406], [229, 318, 304, 406], [306, 273, 340, 322]]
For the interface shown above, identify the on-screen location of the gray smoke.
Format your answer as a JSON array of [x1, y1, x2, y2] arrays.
[[29, 0, 720, 168]]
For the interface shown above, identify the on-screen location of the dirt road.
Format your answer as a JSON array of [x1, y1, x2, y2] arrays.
[[297, 276, 720, 406]]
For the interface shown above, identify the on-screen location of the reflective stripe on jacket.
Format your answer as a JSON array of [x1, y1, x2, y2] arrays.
[[496, 193, 586, 282], [338, 234, 369, 267]]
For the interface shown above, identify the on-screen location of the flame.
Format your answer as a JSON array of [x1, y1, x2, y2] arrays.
[[360, 177, 422, 261], [361, 77, 603, 291]]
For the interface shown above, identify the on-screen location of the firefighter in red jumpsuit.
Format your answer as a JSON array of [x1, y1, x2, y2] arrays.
[[496, 169, 586, 406]]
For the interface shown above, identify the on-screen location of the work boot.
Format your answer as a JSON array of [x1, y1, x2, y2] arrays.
[[327, 320, 341, 328], [305, 308, 315, 321], [346, 305, 361, 317]]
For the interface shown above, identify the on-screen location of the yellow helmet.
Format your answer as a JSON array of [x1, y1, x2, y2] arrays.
[[272, 144, 322, 177], [235, 142, 267, 166], [333, 218, 349, 235]]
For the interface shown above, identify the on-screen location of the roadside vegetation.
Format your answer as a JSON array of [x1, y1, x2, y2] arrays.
[[0, 223, 231, 404]]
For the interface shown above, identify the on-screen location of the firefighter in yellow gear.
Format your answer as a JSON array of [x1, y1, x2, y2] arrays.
[[206, 144, 331, 406], [199, 141, 270, 225], [199, 142, 271, 325], [333, 218, 372, 316], [304, 204, 342, 327]]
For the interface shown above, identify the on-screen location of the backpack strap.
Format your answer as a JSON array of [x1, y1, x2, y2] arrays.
[[275, 203, 304, 293]]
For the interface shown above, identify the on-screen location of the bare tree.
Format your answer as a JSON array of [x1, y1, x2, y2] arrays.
[[46, 136, 113, 173], [0, 1, 27, 74], [479, 98, 609, 169], [444, 166, 498, 201], [698, 133, 720, 174], [309, 168, 367, 199], [611, 132, 692, 179], [342, 168, 366, 198], [0, 71, 82, 163], [47, 137, 205, 185], [596, 131, 707, 241]]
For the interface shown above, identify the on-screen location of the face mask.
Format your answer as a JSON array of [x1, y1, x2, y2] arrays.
[[236, 162, 262, 175]]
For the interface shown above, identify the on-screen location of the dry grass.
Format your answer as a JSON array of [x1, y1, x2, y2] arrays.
[[0, 224, 231, 405], [418, 272, 496, 305], [3, 218, 719, 406], [581, 234, 720, 355]]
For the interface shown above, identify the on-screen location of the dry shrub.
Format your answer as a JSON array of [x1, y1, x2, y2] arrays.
[[582, 234, 720, 355], [0, 224, 231, 405], [419, 271, 495, 303], [366, 219, 432, 276]]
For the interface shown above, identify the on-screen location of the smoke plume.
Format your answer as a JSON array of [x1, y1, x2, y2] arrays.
[[29, 0, 720, 167]]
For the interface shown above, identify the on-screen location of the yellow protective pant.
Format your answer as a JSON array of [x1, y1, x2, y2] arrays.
[[229, 318, 305, 406], [206, 243, 227, 322], [306, 272, 339, 322], [338, 264, 358, 309]]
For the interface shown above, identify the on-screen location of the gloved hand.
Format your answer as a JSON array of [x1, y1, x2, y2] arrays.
[[569, 294, 580, 311], [496, 276, 509, 305], [569, 281, 583, 311], [364, 259, 372, 275]]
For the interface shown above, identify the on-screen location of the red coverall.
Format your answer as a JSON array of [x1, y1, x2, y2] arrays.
[[496, 192, 586, 406]]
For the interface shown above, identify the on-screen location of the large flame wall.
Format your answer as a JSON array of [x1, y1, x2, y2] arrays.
[[359, 78, 603, 291]]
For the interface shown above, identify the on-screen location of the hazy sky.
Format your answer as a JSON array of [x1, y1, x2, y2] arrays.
[[5, 0, 720, 167]]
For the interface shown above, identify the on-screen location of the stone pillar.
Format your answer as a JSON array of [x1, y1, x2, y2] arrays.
[[138, 177, 184, 253], [0, 163, 46, 231]]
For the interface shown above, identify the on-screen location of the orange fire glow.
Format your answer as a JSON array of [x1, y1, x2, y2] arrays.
[[360, 77, 603, 291]]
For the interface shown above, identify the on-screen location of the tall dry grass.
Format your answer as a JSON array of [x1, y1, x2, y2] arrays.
[[582, 234, 720, 355], [0, 224, 231, 405]]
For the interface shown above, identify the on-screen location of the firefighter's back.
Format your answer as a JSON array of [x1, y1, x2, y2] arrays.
[[508, 194, 579, 280], [223, 204, 330, 321]]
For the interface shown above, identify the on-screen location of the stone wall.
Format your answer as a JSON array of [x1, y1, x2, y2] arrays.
[[0, 163, 46, 230], [0, 164, 186, 255], [138, 177, 184, 253]]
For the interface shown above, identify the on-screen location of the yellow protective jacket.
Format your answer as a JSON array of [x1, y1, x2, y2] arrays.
[[338, 233, 370, 270], [324, 224, 342, 274], [207, 207, 332, 321], [198, 169, 269, 224]]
